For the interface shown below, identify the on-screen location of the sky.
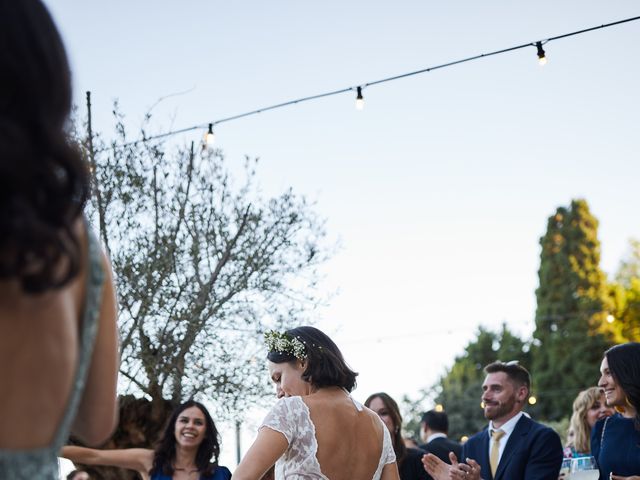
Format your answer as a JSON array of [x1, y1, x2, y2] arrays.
[[45, 0, 640, 473]]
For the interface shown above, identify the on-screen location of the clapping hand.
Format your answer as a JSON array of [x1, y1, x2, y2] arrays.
[[422, 452, 482, 480]]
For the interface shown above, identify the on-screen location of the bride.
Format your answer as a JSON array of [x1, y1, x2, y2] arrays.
[[233, 326, 400, 480]]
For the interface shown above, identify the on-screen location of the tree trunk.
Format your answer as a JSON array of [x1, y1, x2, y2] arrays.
[[69, 395, 176, 480]]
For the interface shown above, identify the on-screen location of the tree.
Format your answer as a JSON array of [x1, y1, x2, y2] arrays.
[[531, 199, 613, 421], [76, 103, 329, 478], [615, 239, 640, 288], [404, 325, 531, 441], [608, 239, 640, 342]]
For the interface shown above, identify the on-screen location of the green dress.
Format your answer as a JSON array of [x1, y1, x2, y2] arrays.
[[0, 226, 105, 479]]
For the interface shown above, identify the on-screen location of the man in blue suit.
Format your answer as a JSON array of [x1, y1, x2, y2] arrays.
[[423, 361, 563, 480]]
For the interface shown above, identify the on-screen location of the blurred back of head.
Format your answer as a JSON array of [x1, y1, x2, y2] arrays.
[[0, 0, 89, 293], [421, 409, 449, 434]]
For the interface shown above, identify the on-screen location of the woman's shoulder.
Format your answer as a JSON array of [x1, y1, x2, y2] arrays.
[[271, 395, 307, 414], [596, 413, 629, 429]]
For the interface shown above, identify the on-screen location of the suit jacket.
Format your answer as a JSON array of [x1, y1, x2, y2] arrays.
[[419, 437, 462, 464], [461, 415, 562, 480]]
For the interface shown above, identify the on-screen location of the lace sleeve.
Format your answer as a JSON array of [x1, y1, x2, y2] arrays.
[[381, 419, 396, 464], [259, 397, 298, 445]]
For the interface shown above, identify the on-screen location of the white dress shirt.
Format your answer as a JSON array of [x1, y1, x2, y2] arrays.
[[426, 432, 448, 443]]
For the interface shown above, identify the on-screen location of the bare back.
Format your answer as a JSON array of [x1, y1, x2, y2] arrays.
[[0, 219, 118, 449], [303, 388, 384, 480], [304, 388, 388, 480]]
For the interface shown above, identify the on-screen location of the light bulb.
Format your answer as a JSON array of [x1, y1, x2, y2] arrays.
[[536, 41, 547, 66], [355, 86, 364, 110], [205, 123, 215, 146]]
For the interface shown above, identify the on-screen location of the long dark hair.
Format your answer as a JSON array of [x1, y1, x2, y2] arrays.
[[267, 326, 358, 391], [605, 342, 640, 428], [364, 392, 407, 466], [151, 400, 221, 476], [0, 0, 90, 293]]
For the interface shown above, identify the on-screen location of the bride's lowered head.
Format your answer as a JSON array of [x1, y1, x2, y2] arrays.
[[265, 326, 358, 398]]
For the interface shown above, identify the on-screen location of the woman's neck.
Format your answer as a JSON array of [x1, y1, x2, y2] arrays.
[[174, 446, 198, 471]]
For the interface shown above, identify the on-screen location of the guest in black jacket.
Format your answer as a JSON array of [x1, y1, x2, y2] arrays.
[[418, 409, 461, 464]]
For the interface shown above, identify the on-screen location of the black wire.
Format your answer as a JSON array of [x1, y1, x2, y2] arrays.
[[96, 15, 640, 152]]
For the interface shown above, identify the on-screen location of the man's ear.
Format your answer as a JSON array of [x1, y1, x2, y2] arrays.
[[517, 385, 529, 403], [420, 423, 428, 442]]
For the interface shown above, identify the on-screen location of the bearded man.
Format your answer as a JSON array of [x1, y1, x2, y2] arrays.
[[423, 361, 563, 480]]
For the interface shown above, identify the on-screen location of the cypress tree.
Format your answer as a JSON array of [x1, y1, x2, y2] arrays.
[[532, 199, 613, 421]]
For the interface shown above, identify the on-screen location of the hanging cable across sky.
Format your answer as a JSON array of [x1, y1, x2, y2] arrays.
[[97, 14, 640, 152]]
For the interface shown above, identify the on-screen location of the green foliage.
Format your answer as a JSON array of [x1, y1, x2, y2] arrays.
[[608, 239, 640, 342], [532, 199, 614, 421], [541, 416, 570, 445], [615, 239, 640, 288]]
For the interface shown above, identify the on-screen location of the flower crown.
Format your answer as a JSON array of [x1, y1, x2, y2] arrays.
[[264, 330, 307, 360]]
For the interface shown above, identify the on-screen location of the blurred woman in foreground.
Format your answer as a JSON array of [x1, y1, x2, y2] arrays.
[[0, 0, 119, 477]]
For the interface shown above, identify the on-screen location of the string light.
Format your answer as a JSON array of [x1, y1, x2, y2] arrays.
[[95, 15, 640, 152], [355, 86, 364, 110], [204, 123, 215, 146], [536, 41, 547, 66]]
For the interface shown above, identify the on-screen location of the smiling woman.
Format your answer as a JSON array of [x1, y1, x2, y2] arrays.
[[591, 343, 640, 480], [61, 400, 231, 480]]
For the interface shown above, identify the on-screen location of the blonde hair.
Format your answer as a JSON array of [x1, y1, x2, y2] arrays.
[[566, 387, 604, 454]]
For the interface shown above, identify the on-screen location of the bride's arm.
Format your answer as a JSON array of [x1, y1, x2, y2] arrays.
[[233, 428, 288, 480], [381, 461, 401, 480]]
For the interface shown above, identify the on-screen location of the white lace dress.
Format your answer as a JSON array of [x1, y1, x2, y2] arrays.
[[260, 395, 396, 480]]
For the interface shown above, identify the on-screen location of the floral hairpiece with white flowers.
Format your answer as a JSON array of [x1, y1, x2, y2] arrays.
[[264, 330, 307, 360]]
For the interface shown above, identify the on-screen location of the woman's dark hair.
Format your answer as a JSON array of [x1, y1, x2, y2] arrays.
[[267, 326, 358, 391], [605, 342, 640, 427], [0, 0, 90, 293], [151, 400, 221, 476], [364, 392, 407, 466], [66, 470, 87, 480]]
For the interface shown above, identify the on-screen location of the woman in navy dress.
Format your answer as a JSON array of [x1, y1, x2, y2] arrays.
[[591, 343, 640, 480], [62, 400, 231, 480]]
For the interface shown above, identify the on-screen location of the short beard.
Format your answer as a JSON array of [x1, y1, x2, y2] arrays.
[[484, 398, 517, 420]]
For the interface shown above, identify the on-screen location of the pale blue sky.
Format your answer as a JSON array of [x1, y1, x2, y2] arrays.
[[46, 0, 639, 468]]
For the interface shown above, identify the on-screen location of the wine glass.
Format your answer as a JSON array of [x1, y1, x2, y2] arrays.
[[570, 456, 599, 480], [559, 458, 572, 479]]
